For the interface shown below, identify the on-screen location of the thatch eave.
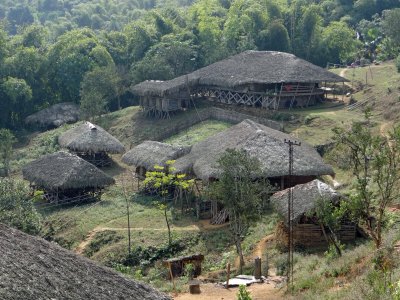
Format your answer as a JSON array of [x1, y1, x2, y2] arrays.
[[0, 224, 170, 300], [22, 151, 115, 190], [122, 141, 191, 170], [270, 179, 341, 225], [173, 119, 334, 181], [132, 51, 348, 98]]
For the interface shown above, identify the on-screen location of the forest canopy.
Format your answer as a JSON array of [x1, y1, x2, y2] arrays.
[[0, 0, 399, 129]]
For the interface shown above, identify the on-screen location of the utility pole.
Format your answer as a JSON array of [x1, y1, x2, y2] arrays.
[[284, 138, 301, 293]]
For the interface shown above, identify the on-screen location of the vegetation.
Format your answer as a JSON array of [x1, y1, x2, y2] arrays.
[[1, 0, 400, 130], [0, 178, 41, 234], [0, 128, 15, 176], [142, 160, 194, 245], [333, 110, 400, 248], [208, 149, 273, 273]]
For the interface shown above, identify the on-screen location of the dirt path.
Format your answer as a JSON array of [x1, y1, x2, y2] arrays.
[[173, 282, 283, 300], [339, 68, 347, 78]]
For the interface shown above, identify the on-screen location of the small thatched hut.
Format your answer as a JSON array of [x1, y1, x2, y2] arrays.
[[174, 119, 334, 186], [122, 141, 190, 179], [25, 102, 80, 128], [22, 151, 115, 203], [132, 51, 348, 118], [59, 122, 125, 167], [0, 223, 170, 300], [270, 179, 356, 248]]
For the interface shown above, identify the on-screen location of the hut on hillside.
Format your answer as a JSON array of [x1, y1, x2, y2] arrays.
[[173, 119, 334, 222], [25, 102, 80, 128], [132, 51, 348, 118], [22, 151, 115, 203], [270, 179, 356, 248], [59, 122, 125, 167], [0, 223, 170, 300], [174, 119, 334, 186], [122, 141, 190, 179]]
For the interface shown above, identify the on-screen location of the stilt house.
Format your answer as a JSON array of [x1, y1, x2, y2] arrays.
[[132, 51, 348, 118], [58, 122, 125, 167], [122, 141, 190, 179], [0, 224, 170, 300], [22, 151, 115, 203], [270, 179, 356, 248]]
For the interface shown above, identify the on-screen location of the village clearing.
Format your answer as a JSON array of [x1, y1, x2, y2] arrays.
[[9, 61, 400, 299]]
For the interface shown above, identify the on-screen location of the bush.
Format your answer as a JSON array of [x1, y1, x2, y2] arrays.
[[237, 285, 252, 300], [0, 178, 41, 234]]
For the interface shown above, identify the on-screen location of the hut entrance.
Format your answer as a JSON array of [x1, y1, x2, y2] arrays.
[[76, 151, 112, 167]]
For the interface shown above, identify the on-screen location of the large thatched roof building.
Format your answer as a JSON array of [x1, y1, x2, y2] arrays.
[[270, 180, 356, 247], [0, 223, 170, 300], [174, 119, 334, 186], [22, 151, 115, 203], [132, 51, 348, 117], [25, 102, 80, 128], [122, 141, 190, 178], [59, 122, 125, 167]]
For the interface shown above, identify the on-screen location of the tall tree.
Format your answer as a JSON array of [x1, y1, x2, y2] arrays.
[[208, 149, 273, 273], [333, 111, 400, 248]]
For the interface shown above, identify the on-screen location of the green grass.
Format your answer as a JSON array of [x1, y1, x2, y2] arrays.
[[163, 119, 232, 146], [285, 107, 365, 146]]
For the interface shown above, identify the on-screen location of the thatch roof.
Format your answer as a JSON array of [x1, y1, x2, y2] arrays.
[[270, 179, 341, 225], [0, 223, 170, 300], [22, 151, 115, 190], [58, 122, 125, 154], [122, 141, 190, 170], [25, 102, 80, 127], [173, 119, 334, 181], [132, 51, 348, 97]]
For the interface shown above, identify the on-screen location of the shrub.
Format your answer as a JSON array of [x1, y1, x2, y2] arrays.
[[237, 285, 252, 300]]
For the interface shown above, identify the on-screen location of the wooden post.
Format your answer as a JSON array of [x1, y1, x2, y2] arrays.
[[254, 257, 262, 279], [168, 262, 176, 295], [226, 263, 231, 289]]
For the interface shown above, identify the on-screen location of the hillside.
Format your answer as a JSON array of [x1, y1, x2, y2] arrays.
[[3, 61, 399, 299]]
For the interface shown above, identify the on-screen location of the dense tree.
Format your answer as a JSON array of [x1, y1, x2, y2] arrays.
[[323, 21, 361, 63], [208, 149, 273, 273], [47, 28, 114, 103], [257, 20, 290, 52], [382, 8, 400, 46]]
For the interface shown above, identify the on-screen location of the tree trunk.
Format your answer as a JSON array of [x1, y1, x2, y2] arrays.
[[235, 237, 245, 274], [164, 205, 172, 246]]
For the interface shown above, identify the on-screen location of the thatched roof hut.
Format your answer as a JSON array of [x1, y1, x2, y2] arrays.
[[59, 122, 125, 154], [270, 180, 356, 247], [0, 223, 170, 300], [270, 179, 340, 225], [174, 119, 334, 182], [25, 102, 80, 128], [22, 151, 115, 191], [122, 141, 190, 171], [132, 51, 348, 98]]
